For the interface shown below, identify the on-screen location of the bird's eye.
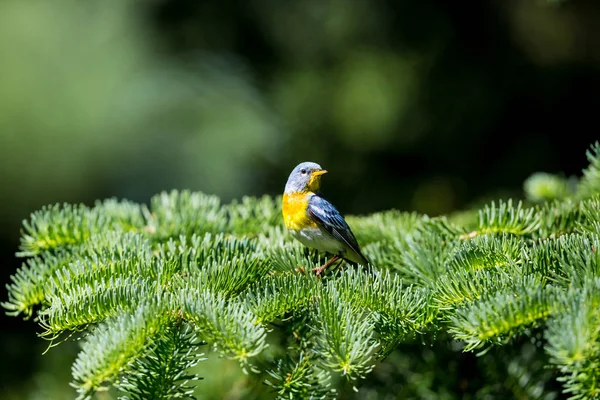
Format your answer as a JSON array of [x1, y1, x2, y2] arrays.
[[300, 169, 307, 175]]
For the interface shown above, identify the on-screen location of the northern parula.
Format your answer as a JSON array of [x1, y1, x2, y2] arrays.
[[282, 161, 371, 276]]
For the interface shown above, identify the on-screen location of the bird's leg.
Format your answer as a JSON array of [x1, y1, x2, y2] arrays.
[[295, 249, 321, 274], [330, 257, 345, 273], [313, 255, 341, 276]]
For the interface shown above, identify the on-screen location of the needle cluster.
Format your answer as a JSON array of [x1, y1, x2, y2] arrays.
[[5, 143, 600, 399]]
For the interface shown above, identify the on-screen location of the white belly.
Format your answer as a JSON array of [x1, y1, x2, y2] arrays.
[[290, 227, 345, 255]]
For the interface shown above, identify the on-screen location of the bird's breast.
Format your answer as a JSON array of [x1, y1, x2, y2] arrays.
[[282, 192, 318, 230]]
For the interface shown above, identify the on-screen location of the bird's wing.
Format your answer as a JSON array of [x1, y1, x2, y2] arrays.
[[307, 194, 368, 264]]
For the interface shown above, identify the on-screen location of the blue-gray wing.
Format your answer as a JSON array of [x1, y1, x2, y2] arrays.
[[307, 194, 367, 264]]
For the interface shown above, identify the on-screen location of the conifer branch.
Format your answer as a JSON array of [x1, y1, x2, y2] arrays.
[[266, 240, 326, 273], [448, 235, 521, 272], [242, 273, 321, 323], [576, 196, 600, 235], [117, 321, 206, 400], [325, 269, 434, 345], [3, 249, 71, 318], [264, 352, 335, 400], [18, 204, 112, 257], [225, 195, 283, 235], [18, 199, 146, 257], [524, 232, 599, 287], [39, 276, 154, 338], [523, 172, 572, 203], [396, 226, 457, 284], [545, 278, 600, 399], [179, 288, 268, 371], [577, 141, 600, 199], [144, 190, 228, 241], [5, 230, 151, 318], [536, 198, 584, 238], [359, 240, 402, 272], [312, 290, 378, 383], [71, 302, 172, 400], [466, 199, 541, 238], [7, 141, 600, 398], [448, 280, 563, 353], [344, 210, 422, 245], [433, 266, 533, 312]]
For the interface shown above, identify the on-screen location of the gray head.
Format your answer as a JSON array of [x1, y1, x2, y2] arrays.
[[284, 161, 327, 194]]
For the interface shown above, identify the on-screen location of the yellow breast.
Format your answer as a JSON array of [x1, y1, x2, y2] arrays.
[[282, 192, 317, 231]]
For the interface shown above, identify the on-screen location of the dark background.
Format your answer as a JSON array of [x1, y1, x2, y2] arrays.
[[1, 0, 599, 398]]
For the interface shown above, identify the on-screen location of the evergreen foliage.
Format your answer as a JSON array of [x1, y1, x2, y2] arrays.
[[5, 142, 600, 399]]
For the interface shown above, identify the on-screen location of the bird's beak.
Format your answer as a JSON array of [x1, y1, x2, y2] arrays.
[[312, 170, 328, 177]]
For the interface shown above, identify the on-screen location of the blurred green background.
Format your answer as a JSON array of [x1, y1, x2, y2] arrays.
[[2, 0, 599, 398]]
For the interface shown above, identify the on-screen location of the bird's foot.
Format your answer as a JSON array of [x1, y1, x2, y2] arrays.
[[312, 255, 341, 277], [295, 266, 306, 274], [312, 265, 326, 277]]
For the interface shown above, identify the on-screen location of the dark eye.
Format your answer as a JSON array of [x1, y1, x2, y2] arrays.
[[300, 168, 307, 174]]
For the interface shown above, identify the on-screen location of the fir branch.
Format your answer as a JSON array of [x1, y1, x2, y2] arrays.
[[312, 289, 378, 383], [432, 233, 527, 310], [94, 197, 146, 232], [161, 233, 271, 296], [71, 302, 172, 400], [576, 141, 600, 199], [117, 321, 206, 400], [448, 280, 563, 353], [555, 234, 600, 289], [523, 236, 569, 284], [182, 256, 271, 297], [536, 198, 584, 238], [420, 216, 469, 238], [18, 199, 146, 257], [183, 233, 264, 271], [39, 276, 154, 338], [225, 194, 283, 235], [344, 210, 422, 246], [8, 141, 600, 399], [3, 249, 72, 318], [433, 267, 534, 312], [448, 237, 518, 272], [396, 225, 458, 284], [524, 232, 599, 288], [18, 203, 112, 257], [242, 272, 321, 323], [267, 240, 327, 274], [144, 190, 228, 242], [576, 196, 600, 235], [179, 288, 268, 370], [4, 231, 151, 318], [459, 232, 526, 262], [464, 199, 541, 238], [544, 278, 600, 400], [325, 269, 434, 340], [158, 233, 265, 276], [523, 172, 572, 203], [264, 352, 335, 400], [47, 238, 153, 296], [360, 239, 405, 272]]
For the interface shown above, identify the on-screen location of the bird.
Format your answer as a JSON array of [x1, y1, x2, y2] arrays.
[[281, 161, 373, 277]]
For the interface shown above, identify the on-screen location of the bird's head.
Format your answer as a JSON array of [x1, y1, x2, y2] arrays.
[[284, 161, 328, 194]]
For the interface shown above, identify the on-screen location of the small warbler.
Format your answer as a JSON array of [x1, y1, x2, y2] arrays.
[[282, 161, 373, 276]]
